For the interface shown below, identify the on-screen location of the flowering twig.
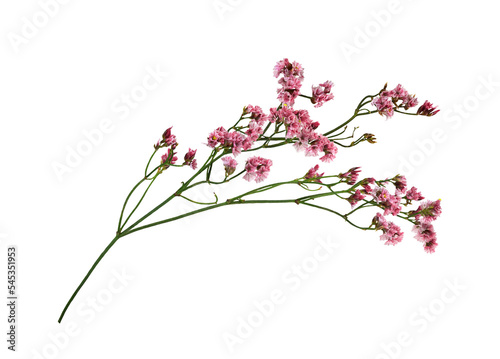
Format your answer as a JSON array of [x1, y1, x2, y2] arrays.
[[58, 59, 442, 323]]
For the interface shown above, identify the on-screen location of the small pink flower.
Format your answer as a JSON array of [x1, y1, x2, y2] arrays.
[[221, 156, 238, 176], [413, 199, 442, 223], [161, 148, 177, 168], [243, 156, 273, 183], [372, 213, 404, 246], [406, 186, 425, 201], [417, 100, 440, 116], [372, 213, 388, 230], [244, 105, 269, 126], [274, 58, 305, 106], [347, 189, 366, 207], [380, 222, 404, 246], [311, 81, 334, 108], [372, 96, 394, 118], [412, 223, 437, 243], [393, 175, 407, 195], [339, 167, 361, 185], [304, 164, 324, 183], [423, 238, 438, 253], [273, 58, 304, 80], [371, 186, 401, 216], [183, 148, 197, 170], [207, 126, 228, 148]]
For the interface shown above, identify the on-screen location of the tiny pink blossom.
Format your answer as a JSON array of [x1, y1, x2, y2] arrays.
[[339, 167, 362, 185], [423, 238, 438, 253], [161, 148, 177, 168], [417, 100, 440, 116], [207, 126, 227, 148], [412, 223, 437, 243], [372, 96, 395, 118], [393, 174, 407, 195], [311, 81, 334, 108], [380, 222, 404, 246], [243, 156, 273, 183], [304, 164, 324, 183], [406, 186, 425, 201], [347, 189, 366, 207], [221, 156, 238, 176], [183, 148, 197, 170], [413, 199, 442, 223]]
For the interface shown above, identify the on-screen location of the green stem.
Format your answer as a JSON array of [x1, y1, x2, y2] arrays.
[[58, 234, 121, 323]]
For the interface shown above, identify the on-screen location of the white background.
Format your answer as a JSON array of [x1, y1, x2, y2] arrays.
[[1, 0, 499, 358]]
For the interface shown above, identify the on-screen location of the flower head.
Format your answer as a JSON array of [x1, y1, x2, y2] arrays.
[[183, 148, 197, 170], [304, 164, 324, 183], [347, 189, 366, 207], [339, 167, 361, 185], [243, 156, 273, 183], [413, 199, 442, 223], [221, 156, 238, 177], [311, 81, 334, 108], [417, 100, 440, 116]]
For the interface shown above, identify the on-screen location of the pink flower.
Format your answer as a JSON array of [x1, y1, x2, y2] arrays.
[[155, 127, 177, 149], [207, 126, 228, 148], [413, 199, 442, 223], [183, 148, 197, 170], [380, 222, 404, 246], [304, 164, 324, 183], [412, 223, 437, 243], [393, 175, 407, 195], [243, 156, 273, 183], [221, 156, 238, 176], [417, 100, 440, 116], [360, 177, 376, 194], [372, 213, 388, 230], [224, 131, 247, 156], [406, 186, 425, 201], [372, 213, 404, 246], [372, 95, 394, 118], [274, 58, 305, 106], [316, 136, 338, 162], [347, 189, 366, 207], [371, 186, 401, 216], [311, 81, 334, 108], [339, 167, 361, 185], [244, 105, 269, 126], [161, 148, 177, 168], [423, 238, 438, 253], [273, 58, 304, 80], [245, 120, 264, 142]]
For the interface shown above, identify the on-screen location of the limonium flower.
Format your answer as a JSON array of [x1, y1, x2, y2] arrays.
[[311, 80, 334, 108], [221, 156, 238, 176], [58, 58, 444, 324], [243, 156, 273, 183]]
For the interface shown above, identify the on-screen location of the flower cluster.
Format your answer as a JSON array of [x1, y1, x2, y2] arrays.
[[274, 58, 305, 106], [348, 172, 443, 252], [243, 156, 273, 183], [221, 156, 238, 177], [371, 84, 432, 119], [372, 213, 404, 246], [311, 81, 334, 108], [304, 164, 324, 183], [155, 127, 197, 171]]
